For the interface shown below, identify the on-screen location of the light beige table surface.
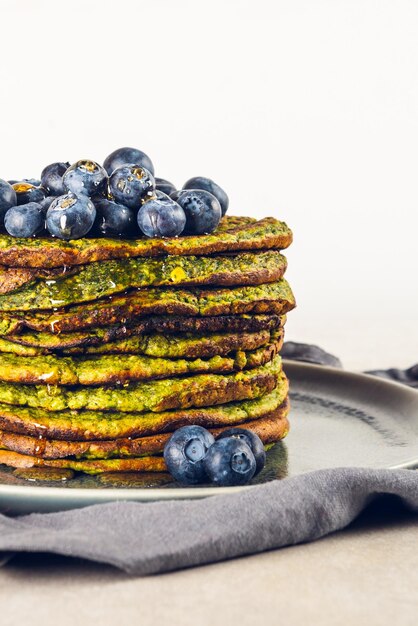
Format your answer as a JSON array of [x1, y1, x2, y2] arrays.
[[0, 505, 417, 626], [0, 337, 417, 626]]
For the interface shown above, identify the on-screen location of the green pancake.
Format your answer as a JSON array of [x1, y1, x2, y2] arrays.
[[3, 314, 285, 347], [0, 251, 287, 311], [0, 379, 288, 441], [0, 449, 166, 474], [0, 402, 289, 461], [0, 216, 292, 268], [0, 328, 280, 357], [67, 329, 283, 357], [0, 281, 295, 335], [0, 337, 281, 385], [0, 355, 282, 413]]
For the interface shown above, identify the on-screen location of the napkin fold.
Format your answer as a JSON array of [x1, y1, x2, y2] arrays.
[[0, 342, 416, 574]]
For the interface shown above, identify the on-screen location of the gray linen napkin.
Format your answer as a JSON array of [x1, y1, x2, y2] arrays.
[[0, 467, 417, 574], [0, 342, 416, 574]]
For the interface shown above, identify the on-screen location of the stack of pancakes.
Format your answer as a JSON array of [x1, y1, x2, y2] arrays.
[[0, 216, 295, 476]]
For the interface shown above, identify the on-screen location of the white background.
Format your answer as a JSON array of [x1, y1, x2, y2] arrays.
[[0, 0, 416, 370]]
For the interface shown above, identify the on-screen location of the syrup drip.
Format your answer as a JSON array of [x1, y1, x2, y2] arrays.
[[13, 467, 75, 482], [33, 434, 47, 457], [98, 472, 172, 488]]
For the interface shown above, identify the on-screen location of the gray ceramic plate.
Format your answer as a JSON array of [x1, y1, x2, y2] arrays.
[[0, 360, 417, 514]]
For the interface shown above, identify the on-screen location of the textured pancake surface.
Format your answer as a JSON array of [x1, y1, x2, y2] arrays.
[[0, 328, 282, 357], [0, 281, 295, 335], [0, 400, 289, 460], [0, 374, 288, 440], [0, 217, 292, 268], [0, 251, 287, 311], [0, 449, 167, 474], [0, 337, 282, 385], [0, 265, 79, 295], [0, 406, 289, 473], [1, 314, 285, 343], [0, 355, 282, 413]]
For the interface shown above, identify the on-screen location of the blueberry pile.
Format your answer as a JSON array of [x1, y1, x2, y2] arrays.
[[0, 147, 229, 240], [163, 425, 266, 486]]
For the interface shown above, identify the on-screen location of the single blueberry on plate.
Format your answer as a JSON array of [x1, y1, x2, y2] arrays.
[[41, 162, 70, 196], [203, 437, 256, 486], [91, 198, 136, 237], [175, 189, 222, 235], [13, 182, 46, 205], [46, 193, 96, 240], [183, 176, 229, 215], [63, 160, 107, 197], [216, 428, 266, 475], [0, 179, 17, 222], [4, 202, 44, 237], [137, 195, 186, 238], [109, 165, 155, 209], [155, 177, 176, 196], [163, 425, 215, 485], [103, 147, 155, 176]]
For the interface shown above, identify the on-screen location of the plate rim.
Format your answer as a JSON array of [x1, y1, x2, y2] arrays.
[[283, 359, 418, 399], [0, 360, 417, 506]]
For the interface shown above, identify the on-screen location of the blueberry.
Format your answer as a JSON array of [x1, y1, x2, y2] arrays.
[[170, 190, 183, 202], [183, 176, 229, 215], [41, 162, 70, 196], [46, 193, 96, 240], [109, 165, 155, 209], [217, 428, 266, 475], [137, 194, 186, 238], [91, 198, 136, 237], [0, 179, 17, 222], [13, 182, 46, 205], [155, 177, 176, 196], [4, 202, 44, 238], [175, 189, 222, 235], [103, 147, 155, 176], [203, 438, 256, 486], [163, 425, 215, 485], [39, 196, 56, 213], [154, 189, 173, 200], [63, 160, 107, 197]]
